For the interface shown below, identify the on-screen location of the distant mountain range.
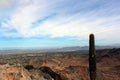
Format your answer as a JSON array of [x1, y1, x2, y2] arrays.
[[54, 45, 120, 51], [0, 45, 120, 54]]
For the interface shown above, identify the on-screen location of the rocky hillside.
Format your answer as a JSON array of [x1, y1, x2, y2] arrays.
[[0, 64, 71, 80], [0, 54, 90, 80], [97, 48, 120, 64], [97, 48, 120, 58], [96, 48, 120, 80], [0, 48, 119, 80]]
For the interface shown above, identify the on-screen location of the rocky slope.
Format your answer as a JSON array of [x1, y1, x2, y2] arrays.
[[0, 48, 119, 80], [96, 48, 120, 80]]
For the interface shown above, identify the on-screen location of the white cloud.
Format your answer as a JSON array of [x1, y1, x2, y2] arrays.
[[1, 0, 120, 44], [0, 0, 14, 7], [0, 0, 9, 6]]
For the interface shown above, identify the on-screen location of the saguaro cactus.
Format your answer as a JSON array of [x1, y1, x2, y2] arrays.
[[89, 34, 96, 80]]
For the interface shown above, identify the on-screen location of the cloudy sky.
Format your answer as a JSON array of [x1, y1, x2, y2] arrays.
[[0, 0, 120, 48]]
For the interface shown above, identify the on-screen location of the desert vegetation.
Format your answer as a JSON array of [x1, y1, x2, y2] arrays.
[[89, 34, 96, 80]]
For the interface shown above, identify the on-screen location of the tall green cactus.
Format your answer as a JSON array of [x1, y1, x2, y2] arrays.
[[89, 34, 96, 80]]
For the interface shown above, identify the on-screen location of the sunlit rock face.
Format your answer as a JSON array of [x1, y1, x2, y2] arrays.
[[0, 64, 62, 80], [0, 64, 31, 80], [0, 64, 90, 80]]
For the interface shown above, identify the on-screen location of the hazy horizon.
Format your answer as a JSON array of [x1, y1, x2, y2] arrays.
[[0, 0, 120, 48], [0, 44, 120, 50]]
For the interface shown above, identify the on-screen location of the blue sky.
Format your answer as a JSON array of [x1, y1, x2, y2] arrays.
[[0, 0, 120, 48]]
